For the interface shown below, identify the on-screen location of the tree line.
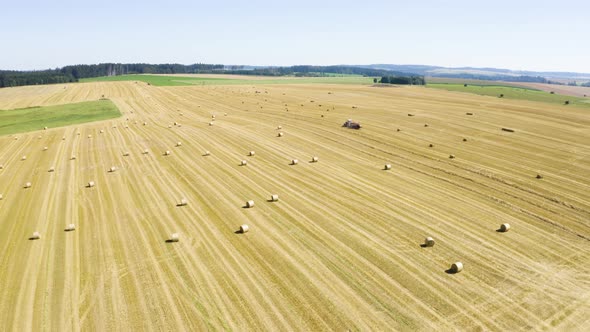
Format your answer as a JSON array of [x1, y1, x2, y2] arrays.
[[378, 76, 425, 85], [0, 70, 76, 87], [0, 63, 423, 88], [0, 63, 224, 88], [227, 65, 407, 77]]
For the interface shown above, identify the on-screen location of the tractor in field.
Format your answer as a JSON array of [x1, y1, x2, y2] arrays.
[[342, 119, 361, 129]]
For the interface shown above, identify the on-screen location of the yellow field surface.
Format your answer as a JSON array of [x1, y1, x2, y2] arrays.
[[0, 81, 589, 331]]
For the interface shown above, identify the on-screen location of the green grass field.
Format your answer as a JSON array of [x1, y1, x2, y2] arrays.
[[80, 74, 375, 86], [80, 75, 225, 86], [0, 99, 121, 136], [427, 83, 590, 107], [426, 77, 536, 88]]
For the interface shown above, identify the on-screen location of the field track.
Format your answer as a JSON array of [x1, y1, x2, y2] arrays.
[[0, 81, 589, 330]]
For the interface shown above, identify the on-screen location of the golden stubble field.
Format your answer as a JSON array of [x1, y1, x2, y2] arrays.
[[0, 81, 589, 331]]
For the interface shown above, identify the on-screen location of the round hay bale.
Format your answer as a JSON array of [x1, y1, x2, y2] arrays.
[[536, 174, 543, 179], [168, 125, 172, 128], [246, 200, 255, 208], [204, 151, 210, 156], [209, 122, 214, 126], [65, 224, 76, 231], [500, 223, 511, 232], [100, 129, 104, 133], [170, 233, 179, 242], [424, 124, 429, 127], [21, 156, 27, 161], [87, 181, 95, 188], [178, 198, 188, 206], [240, 160, 247, 166], [424, 237, 435, 247], [384, 164, 392, 170], [71, 155, 76, 160], [24, 182, 32, 188], [143, 122, 147, 126], [44, 126, 48, 130], [278, 132, 284, 137], [270, 194, 279, 202], [396, 128, 401, 132], [224, 113, 228, 116], [77, 132, 80, 136], [88, 135, 92, 139], [174, 122, 178, 126], [291, 159, 299, 165], [211, 115, 216, 119], [429, 144, 434, 148], [249, 151, 255, 156], [143, 149, 149, 154], [0, 164, 3, 169], [463, 138, 467, 142], [62, 136, 66, 140], [48, 167, 55, 172], [43, 146, 48, 151], [277, 125, 282, 130], [176, 142, 182, 147], [450, 262, 463, 273], [109, 166, 117, 173], [0, 194, 3, 200], [311, 156, 319, 163], [164, 150, 171, 156], [31, 232, 40, 240], [449, 154, 455, 159], [240, 224, 249, 233], [123, 152, 130, 156]]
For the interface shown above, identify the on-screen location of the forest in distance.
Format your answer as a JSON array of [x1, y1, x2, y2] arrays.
[[0, 63, 423, 88]]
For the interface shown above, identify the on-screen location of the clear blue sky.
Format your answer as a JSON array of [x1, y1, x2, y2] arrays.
[[2, 0, 589, 72]]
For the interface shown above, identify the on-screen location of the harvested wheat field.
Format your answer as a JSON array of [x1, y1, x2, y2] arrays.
[[0, 80, 589, 331]]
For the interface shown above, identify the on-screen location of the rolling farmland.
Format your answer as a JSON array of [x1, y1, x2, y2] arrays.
[[427, 83, 590, 107], [80, 74, 375, 86], [426, 77, 590, 99], [0, 81, 589, 330]]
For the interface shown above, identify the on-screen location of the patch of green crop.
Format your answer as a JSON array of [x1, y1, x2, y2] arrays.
[[427, 83, 589, 107], [0, 99, 121, 136]]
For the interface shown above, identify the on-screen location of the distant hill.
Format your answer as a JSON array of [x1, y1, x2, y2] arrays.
[[358, 64, 590, 81]]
